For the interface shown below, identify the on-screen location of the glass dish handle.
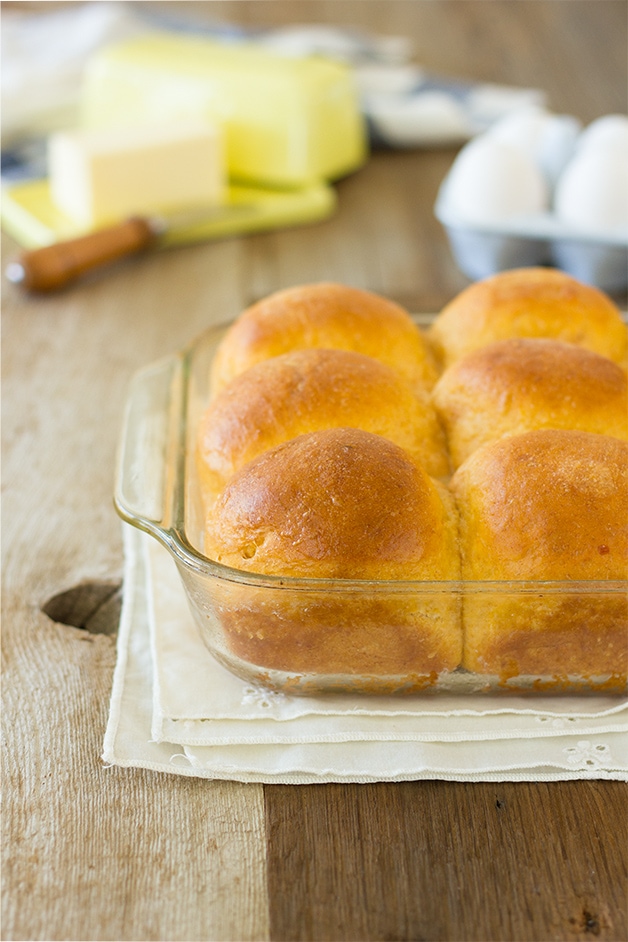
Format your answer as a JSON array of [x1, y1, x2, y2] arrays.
[[114, 354, 182, 533]]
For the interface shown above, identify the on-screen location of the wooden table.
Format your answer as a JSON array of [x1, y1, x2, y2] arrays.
[[3, 2, 627, 940]]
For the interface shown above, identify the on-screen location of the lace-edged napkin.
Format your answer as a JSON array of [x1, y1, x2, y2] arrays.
[[102, 526, 628, 783]]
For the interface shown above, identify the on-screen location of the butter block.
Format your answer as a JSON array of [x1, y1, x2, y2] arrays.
[[49, 121, 225, 227], [80, 33, 368, 188]]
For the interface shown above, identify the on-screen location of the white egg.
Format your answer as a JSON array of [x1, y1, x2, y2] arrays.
[[487, 106, 581, 185], [488, 106, 552, 157], [441, 136, 548, 225], [554, 147, 628, 234], [576, 114, 628, 156], [535, 115, 582, 185]]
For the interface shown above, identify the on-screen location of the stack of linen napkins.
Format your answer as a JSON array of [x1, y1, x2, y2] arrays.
[[103, 526, 628, 783]]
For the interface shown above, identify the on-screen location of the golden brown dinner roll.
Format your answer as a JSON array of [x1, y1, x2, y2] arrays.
[[210, 282, 438, 395], [428, 267, 628, 369], [203, 427, 461, 680], [432, 338, 628, 469], [197, 347, 449, 506], [450, 429, 628, 680]]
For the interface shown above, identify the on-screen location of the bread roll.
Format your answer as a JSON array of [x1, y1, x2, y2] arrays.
[[197, 348, 449, 506], [450, 429, 628, 679], [428, 267, 628, 369], [433, 338, 628, 469], [203, 428, 461, 679], [210, 282, 438, 395]]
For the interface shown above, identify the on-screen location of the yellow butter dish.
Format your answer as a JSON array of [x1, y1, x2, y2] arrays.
[[81, 33, 368, 189], [1, 176, 337, 251]]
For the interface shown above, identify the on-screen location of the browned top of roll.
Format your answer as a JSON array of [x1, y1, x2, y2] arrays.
[[197, 348, 449, 501], [428, 267, 627, 368], [432, 338, 628, 467], [210, 282, 437, 395], [204, 427, 459, 581], [450, 429, 628, 581]]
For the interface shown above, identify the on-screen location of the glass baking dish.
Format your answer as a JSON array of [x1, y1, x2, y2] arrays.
[[114, 315, 627, 697]]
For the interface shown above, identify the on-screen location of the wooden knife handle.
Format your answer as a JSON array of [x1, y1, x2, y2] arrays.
[[5, 217, 159, 293]]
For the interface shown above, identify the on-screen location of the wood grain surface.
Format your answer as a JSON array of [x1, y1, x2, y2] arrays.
[[2, 2, 627, 941], [266, 781, 627, 942]]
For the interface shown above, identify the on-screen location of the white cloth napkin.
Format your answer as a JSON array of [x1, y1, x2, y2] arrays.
[[102, 526, 628, 783]]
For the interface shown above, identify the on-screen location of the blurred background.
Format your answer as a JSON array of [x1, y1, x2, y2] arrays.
[[2, 0, 627, 308]]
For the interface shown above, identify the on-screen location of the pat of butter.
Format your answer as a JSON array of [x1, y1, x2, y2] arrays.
[[80, 34, 368, 188], [48, 121, 225, 228]]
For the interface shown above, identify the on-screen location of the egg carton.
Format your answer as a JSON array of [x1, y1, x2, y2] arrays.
[[435, 197, 628, 294], [434, 110, 628, 293]]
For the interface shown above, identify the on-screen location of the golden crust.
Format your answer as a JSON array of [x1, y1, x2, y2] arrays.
[[450, 429, 628, 581], [428, 267, 628, 369], [215, 594, 462, 679], [460, 592, 627, 679], [210, 282, 438, 395], [450, 429, 628, 677], [205, 427, 459, 581], [203, 428, 462, 676], [197, 348, 449, 506], [432, 338, 628, 468]]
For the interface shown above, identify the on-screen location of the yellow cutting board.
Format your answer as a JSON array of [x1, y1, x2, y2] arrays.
[[1, 177, 337, 249]]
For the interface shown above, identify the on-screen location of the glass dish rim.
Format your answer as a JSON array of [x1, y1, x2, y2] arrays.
[[119, 512, 628, 596]]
